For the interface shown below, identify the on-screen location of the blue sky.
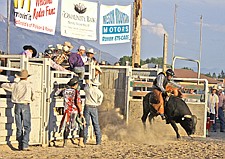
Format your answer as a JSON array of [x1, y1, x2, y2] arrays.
[[1, 0, 225, 74]]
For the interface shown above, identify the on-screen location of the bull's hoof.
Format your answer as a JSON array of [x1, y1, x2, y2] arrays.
[[177, 135, 181, 139]]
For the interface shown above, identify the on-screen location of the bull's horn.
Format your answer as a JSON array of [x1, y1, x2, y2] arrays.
[[184, 115, 192, 118]]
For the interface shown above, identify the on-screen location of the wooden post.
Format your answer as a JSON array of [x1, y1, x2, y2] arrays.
[[163, 34, 168, 72], [132, 0, 142, 68]]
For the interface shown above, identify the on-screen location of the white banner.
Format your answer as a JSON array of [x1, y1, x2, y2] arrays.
[[99, 4, 131, 44], [61, 0, 98, 40], [14, 0, 58, 35]]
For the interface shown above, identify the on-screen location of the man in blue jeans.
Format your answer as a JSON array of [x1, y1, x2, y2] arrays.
[[84, 79, 103, 145], [1, 70, 34, 150], [217, 86, 225, 132]]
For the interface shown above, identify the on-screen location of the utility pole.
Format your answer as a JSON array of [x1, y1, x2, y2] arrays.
[[132, 0, 142, 68], [198, 15, 203, 80], [172, 4, 177, 62], [163, 34, 168, 72], [7, 0, 11, 54], [199, 15, 203, 65]]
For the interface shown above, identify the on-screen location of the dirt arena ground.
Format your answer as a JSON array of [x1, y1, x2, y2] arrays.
[[1, 111, 225, 159]]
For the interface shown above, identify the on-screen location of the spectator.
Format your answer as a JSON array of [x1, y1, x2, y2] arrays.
[[207, 85, 219, 132], [1, 70, 34, 150], [21, 45, 37, 58], [69, 45, 86, 80], [114, 62, 120, 66], [62, 41, 74, 52], [84, 78, 103, 145], [100, 60, 106, 65], [134, 63, 140, 68], [94, 65, 102, 81], [84, 48, 98, 65], [55, 77, 85, 147], [186, 89, 200, 102], [217, 86, 225, 132]]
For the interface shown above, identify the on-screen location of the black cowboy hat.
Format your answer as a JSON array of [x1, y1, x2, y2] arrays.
[[23, 45, 37, 57], [67, 76, 79, 86]]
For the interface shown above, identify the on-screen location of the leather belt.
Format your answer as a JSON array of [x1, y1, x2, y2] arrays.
[[86, 105, 98, 108]]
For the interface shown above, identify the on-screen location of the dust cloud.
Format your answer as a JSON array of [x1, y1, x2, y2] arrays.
[[99, 109, 175, 145]]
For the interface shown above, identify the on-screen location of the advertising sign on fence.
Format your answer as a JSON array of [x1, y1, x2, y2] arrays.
[[99, 4, 131, 44], [61, 0, 98, 40], [14, 0, 58, 35]]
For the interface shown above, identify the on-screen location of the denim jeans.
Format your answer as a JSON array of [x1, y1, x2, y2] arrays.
[[218, 107, 225, 131], [71, 67, 85, 80], [210, 113, 217, 131], [14, 103, 31, 149], [84, 105, 101, 144]]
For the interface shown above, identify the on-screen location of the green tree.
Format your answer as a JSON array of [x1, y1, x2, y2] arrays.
[[141, 57, 163, 67], [204, 72, 211, 77], [119, 56, 132, 66], [182, 67, 193, 71], [221, 70, 225, 78], [119, 56, 163, 67], [212, 72, 217, 78]]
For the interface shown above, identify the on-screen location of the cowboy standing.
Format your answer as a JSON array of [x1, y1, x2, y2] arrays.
[[207, 85, 219, 132], [152, 69, 182, 120], [1, 70, 34, 150], [84, 79, 103, 145], [217, 86, 225, 132]]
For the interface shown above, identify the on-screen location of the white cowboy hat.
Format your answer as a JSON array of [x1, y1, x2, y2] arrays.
[[86, 48, 95, 54], [78, 45, 86, 51], [212, 85, 218, 90], [90, 78, 101, 86], [95, 65, 102, 74], [63, 41, 74, 50], [218, 86, 223, 90], [56, 44, 63, 50]]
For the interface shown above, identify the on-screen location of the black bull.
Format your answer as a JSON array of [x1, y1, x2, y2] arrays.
[[141, 92, 197, 139]]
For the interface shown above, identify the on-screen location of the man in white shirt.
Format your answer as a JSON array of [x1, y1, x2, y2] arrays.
[[83, 79, 103, 145], [1, 70, 34, 150], [208, 85, 219, 132]]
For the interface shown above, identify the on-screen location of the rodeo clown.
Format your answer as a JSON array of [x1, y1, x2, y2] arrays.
[[55, 76, 85, 147]]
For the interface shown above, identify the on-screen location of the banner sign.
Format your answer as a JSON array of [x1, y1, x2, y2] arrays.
[[61, 0, 98, 40], [99, 4, 131, 44], [14, 0, 58, 35]]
